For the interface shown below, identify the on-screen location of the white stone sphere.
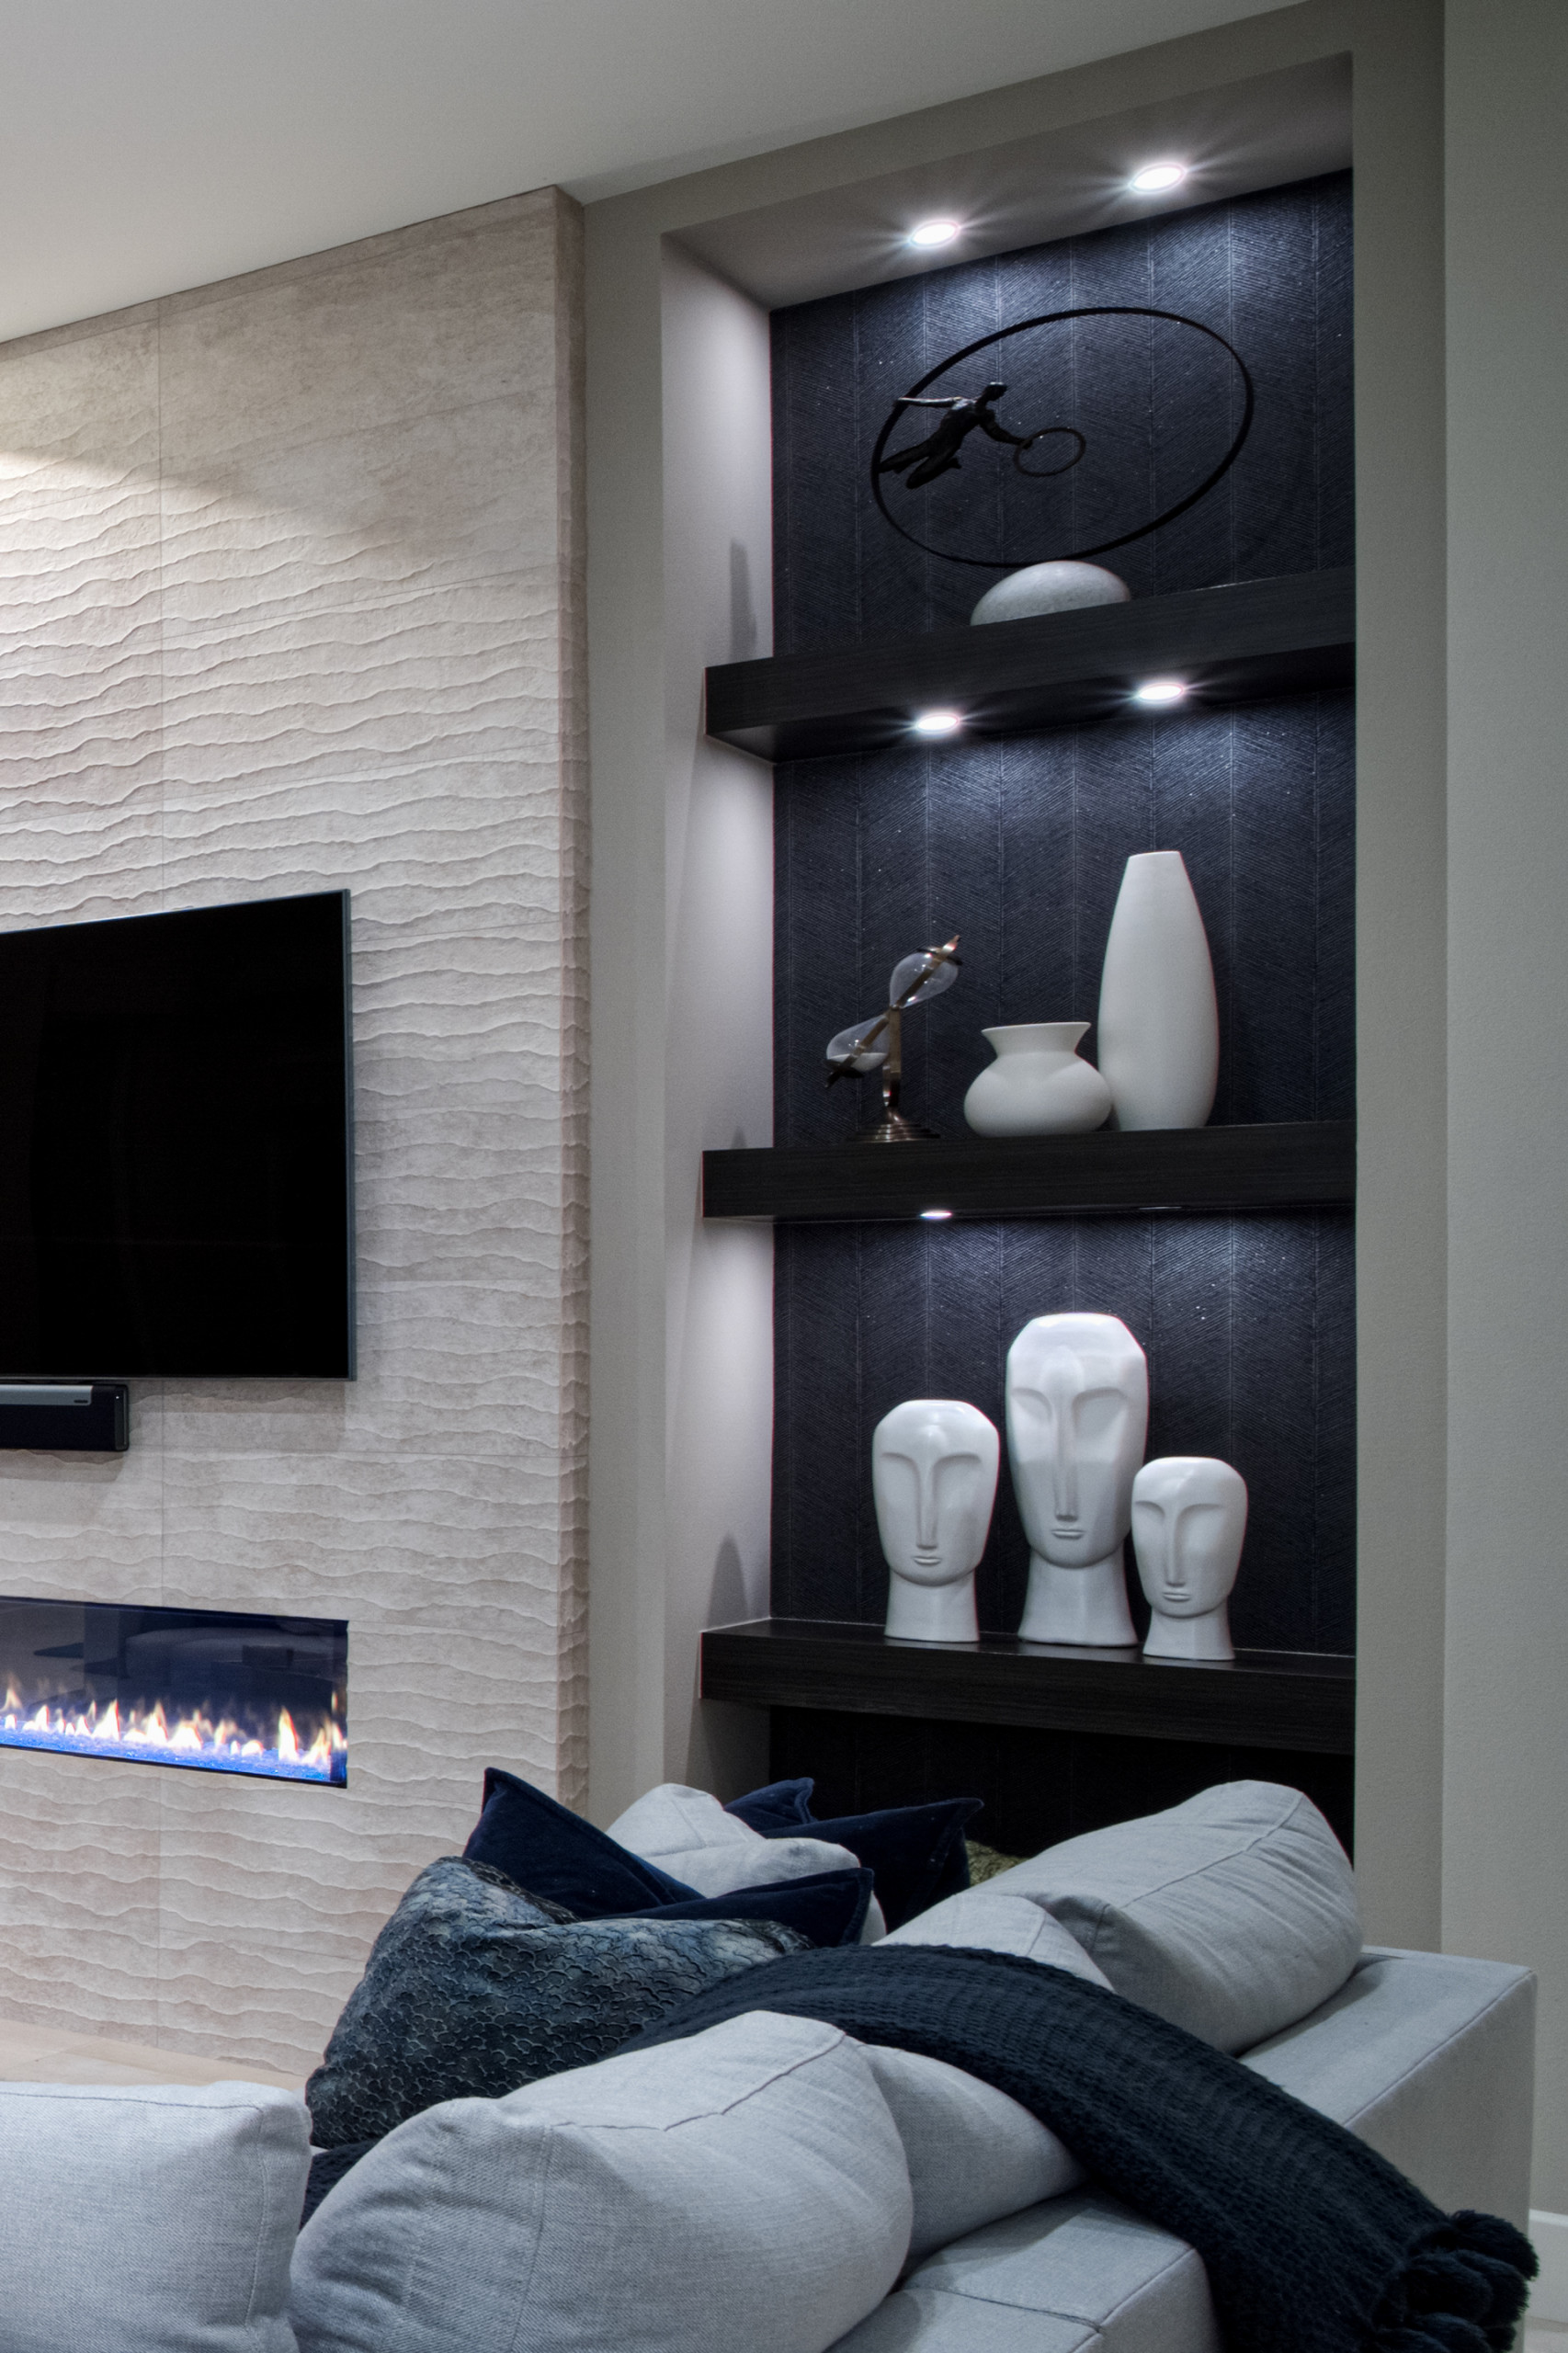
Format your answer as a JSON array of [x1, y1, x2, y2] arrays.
[[970, 561, 1131, 625]]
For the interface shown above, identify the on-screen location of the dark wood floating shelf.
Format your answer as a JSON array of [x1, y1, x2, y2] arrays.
[[702, 1120, 1355, 1224], [705, 568, 1355, 763], [702, 1619, 1356, 1756]]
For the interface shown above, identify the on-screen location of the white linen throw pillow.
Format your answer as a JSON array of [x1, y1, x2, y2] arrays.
[[291, 2012, 913, 2353], [988, 1779, 1362, 2052], [873, 1880, 1111, 2256], [610, 1781, 887, 1936]]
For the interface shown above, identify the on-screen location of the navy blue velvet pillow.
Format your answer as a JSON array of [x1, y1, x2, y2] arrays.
[[726, 1781, 983, 1930], [637, 1867, 873, 1947], [724, 1778, 816, 1834], [465, 1770, 869, 1945], [804, 1800, 982, 1929], [464, 1767, 699, 1915]]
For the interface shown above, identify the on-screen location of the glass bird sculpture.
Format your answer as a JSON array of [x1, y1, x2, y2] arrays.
[[824, 935, 960, 1142]]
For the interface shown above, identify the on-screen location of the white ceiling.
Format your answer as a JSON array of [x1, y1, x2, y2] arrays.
[[680, 56, 1350, 310], [0, 0, 1294, 345]]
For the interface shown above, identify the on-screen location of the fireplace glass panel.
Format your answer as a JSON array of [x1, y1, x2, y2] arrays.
[[0, 1598, 347, 1783]]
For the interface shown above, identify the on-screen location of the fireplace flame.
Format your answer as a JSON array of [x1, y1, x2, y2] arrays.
[[0, 1687, 346, 1782]]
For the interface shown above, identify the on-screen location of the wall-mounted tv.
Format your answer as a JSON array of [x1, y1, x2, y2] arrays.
[[0, 891, 354, 1378]]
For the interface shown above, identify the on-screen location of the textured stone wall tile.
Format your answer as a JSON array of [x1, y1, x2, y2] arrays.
[[153, 1600, 570, 2074], [0, 313, 160, 469], [0, 188, 589, 2052], [160, 1447, 569, 1622], [158, 395, 565, 620], [0, 425, 163, 925], [159, 595, 555, 794], [0, 1405, 165, 1604], [0, 782, 164, 929], [154, 1769, 425, 2075], [351, 1114, 575, 1289], [158, 195, 565, 470], [0, 1751, 161, 2038], [161, 1284, 576, 1462]]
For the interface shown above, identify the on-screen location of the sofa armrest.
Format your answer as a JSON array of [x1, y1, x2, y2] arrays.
[[1242, 1946, 1536, 2226]]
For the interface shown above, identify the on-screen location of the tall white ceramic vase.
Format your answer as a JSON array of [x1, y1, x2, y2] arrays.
[[1096, 851, 1219, 1130]]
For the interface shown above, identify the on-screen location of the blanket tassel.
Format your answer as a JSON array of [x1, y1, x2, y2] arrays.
[[1370, 2212, 1537, 2353]]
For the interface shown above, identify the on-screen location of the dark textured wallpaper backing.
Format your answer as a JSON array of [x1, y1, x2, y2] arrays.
[[767, 175, 1356, 1658], [772, 172, 1352, 647]]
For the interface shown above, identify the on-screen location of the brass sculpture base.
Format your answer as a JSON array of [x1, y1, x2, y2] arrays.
[[844, 1006, 942, 1142], [852, 1108, 939, 1144]]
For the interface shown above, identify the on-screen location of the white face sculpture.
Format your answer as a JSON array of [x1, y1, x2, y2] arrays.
[[1006, 1313, 1149, 1566], [1131, 1457, 1248, 1616], [872, 1400, 1000, 1587]]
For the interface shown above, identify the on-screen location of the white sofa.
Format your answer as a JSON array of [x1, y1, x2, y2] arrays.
[[840, 1940, 1534, 2353], [0, 1785, 1537, 2353]]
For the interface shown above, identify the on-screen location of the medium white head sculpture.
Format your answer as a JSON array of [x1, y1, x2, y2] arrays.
[[872, 1398, 1000, 1643], [1132, 1456, 1248, 1662], [1006, 1312, 1148, 1646]]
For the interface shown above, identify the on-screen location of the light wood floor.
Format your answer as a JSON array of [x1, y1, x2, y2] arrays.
[[0, 2014, 305, 2093]]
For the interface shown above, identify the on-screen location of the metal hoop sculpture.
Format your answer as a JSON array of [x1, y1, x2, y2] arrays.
[[1013, 425, 1087, 480], [869, 306, 1256, 572]]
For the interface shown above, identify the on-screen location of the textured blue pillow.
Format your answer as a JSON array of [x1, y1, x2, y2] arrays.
[[306, 1858, 805, 2153], [726, 1783, 983, 1930], [464, 1767, 699, 1914], [637, 1868, 873, 1947], [724, 1778, 817, 1834], [299, 1853, 866, 2225]]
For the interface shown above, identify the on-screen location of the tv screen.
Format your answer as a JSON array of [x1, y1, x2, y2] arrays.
[[0, 891, 354, 1378]]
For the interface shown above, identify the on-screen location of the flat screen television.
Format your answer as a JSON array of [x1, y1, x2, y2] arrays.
[[0, 891, 354, 1378]]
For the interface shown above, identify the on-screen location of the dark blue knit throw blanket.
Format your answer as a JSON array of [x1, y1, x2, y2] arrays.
[[624, 1944, 1537, 2353]]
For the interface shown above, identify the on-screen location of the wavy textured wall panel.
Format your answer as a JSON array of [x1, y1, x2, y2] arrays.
[[0, 188, 587, 2075]]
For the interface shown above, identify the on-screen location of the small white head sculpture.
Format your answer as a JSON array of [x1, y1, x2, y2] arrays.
[[1131, 1456, 1248, 1662], [872, 1398, 1000, 1643], [1006, 1312, 1148, 1646]]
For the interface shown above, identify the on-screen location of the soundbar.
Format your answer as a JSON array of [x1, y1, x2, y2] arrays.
[[0, 1383, 130, 1451]]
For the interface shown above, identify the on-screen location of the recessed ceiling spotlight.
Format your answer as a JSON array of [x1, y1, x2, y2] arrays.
[[920, 1208, 954, 1222], [908, 217, 962, 249], [1129, 161, 1188, 195], [913, 708, 964, 737], [1132, 677, 1189, 707]]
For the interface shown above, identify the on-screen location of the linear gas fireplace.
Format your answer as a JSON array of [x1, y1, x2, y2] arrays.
[[0, 1598, 347, 1783]]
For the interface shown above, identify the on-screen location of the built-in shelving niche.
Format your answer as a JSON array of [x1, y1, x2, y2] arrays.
[[699, 169, 1358, 1856]]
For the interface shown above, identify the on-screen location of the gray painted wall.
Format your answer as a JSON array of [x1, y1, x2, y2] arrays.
[[1443, 0, 1568, 2211]]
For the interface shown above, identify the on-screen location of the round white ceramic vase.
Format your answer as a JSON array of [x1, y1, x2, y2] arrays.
[[963, 1022, 1113, 1138], [1096, 850, 1219, 1130]]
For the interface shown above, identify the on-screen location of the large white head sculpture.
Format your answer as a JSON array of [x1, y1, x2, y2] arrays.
[[872, 1398, 1000, 1643], [1006, 1312, 1148, 1646], [1131, 1455, 1247, 1662]]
